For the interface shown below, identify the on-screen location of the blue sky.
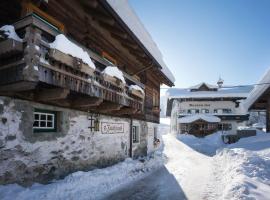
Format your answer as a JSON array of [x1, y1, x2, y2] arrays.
[[129, 0, 270, 88]]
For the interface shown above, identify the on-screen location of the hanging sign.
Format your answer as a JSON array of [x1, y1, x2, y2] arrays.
[[101, 122, 124, 134]]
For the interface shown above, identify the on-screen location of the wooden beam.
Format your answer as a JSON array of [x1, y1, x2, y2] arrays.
[[116, 107, 138, 115], [80, 0, 99, 9], [97, 102, 122, 111], [121, 41, 140, 50], [99, 21, 125, 38], [111, 32, 128, 40], [0, 82, 37, 92], [267, 97, 270, 132], [35, 88, 70, 101], [72, 97, 103, 108]]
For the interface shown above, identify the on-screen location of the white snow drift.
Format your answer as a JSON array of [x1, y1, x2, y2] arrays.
[[0, 25, 22, 42], [50, 34, 96, 69]]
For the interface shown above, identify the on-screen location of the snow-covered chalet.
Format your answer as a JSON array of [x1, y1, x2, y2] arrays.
[[244, 68, 270, 132], [0, 0, 175, 185], [166, 81, 252, 137]]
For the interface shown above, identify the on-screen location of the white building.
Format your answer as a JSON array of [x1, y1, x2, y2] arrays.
[[166, 82, 253, 136]]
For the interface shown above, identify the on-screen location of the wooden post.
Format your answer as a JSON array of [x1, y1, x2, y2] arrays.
[[267, 98, 270, 132], [23, 26, 41, 82]]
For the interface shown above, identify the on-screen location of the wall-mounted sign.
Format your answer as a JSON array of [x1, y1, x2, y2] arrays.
[[101, 122, 124, 134], [189, 104, 210, 107]]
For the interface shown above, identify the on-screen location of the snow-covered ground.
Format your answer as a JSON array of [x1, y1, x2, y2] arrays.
[[0, 151, 165, 200], [1, 117, 270, 200]]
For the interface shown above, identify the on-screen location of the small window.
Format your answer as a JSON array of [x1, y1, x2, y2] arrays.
[[222, 109, 232, 114], [132, 126, 140, 143], [153, 89, 159, 107], [201, 109, 209, 114], [33, 109, 57, 132]]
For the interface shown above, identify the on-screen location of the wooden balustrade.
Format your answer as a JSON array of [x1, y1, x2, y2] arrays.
[[0, 14, 144, 114]]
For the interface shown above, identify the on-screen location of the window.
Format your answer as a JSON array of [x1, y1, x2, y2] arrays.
[[187, 109, 199, 114], [201, 109, 209, 114], [179, 109, 185, 114], [132, 126, 140, 143], [218, 123, 232, 130], [223, 109, 232, 114], [153, 89, 159, 107], [33, 109, 57, 132], [214, 109, 222, 114]]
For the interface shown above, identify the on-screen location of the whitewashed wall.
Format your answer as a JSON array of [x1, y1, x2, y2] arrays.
[[0, 96, 155, 185]]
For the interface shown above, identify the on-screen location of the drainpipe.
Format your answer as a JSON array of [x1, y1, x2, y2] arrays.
[[129, 118, 133, 158]]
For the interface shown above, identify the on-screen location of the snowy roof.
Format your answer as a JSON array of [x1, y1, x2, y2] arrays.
[[50, 34, 96, 69], [189, 82, 218, 90], [167, 85, 253, 99], [178, 114, 221, 123], [243, 68, 270, 110], [105, 0, 175, 84]]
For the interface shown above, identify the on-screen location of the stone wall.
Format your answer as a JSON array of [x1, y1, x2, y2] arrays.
[[0, 96, 157, 186]]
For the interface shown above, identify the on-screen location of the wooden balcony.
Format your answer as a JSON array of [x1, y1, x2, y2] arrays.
[[0, 14, 144, 117]]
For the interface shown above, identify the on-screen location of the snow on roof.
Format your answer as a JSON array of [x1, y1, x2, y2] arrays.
[[50, 34, 96, 69], [167, 85, 253, 99], [0, 25, 22, 42], [129, 84, 144, 94], [178, 114, 221, 123], [243, 68, 270, 110], [106, 0, 175, 84], [189, 82, 218, 90], [101, 66, 126, 83]]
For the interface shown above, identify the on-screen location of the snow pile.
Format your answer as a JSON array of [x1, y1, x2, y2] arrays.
[[177, 132, 225, 156], [214, 133, 270, 200], [0, 151, 164, 200], [101, 66, 126, 83], [0, 25, 22, 42], [129, 84, 144, 94], [50, 34, 95, 69]]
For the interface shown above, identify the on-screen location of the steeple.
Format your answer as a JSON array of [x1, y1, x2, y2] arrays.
[[217, 77, 224, 88]]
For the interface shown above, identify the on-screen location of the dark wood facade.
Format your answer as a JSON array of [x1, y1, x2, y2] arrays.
[[0, 0, 173, 123], [248, 87, 270, 131]]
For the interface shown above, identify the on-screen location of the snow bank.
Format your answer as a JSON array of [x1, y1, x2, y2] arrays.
[[101, 66, 126, 83], [0, 25, 22, 42], [212, 133, 270, 200], [177, 132, 225, 156], [0, 151, 164, 200], [50, 34, 95, 69]]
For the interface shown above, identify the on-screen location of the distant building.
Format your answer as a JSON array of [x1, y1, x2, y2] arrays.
[[166, 82, 253, 137]]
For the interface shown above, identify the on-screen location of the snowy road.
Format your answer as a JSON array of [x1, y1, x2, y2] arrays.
[[102, 133, 216, 200]]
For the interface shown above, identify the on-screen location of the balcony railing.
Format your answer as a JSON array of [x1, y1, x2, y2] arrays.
[[0, 14, 145, 114]]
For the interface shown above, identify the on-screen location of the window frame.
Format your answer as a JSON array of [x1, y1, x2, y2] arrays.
[[132, 125, 140, 144], [33, 109, 57, 133]]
